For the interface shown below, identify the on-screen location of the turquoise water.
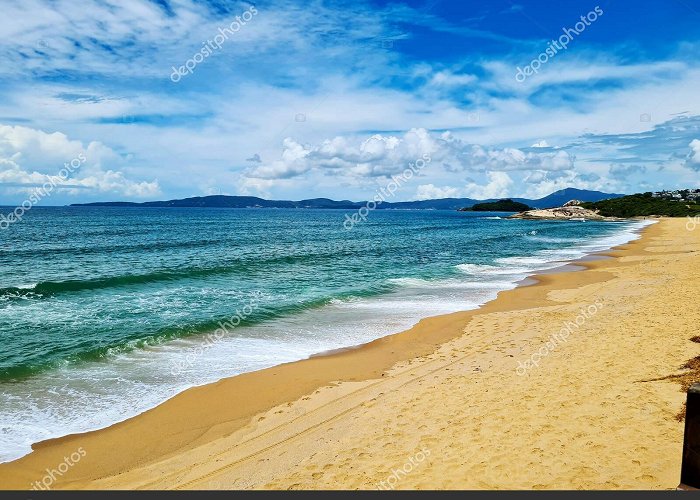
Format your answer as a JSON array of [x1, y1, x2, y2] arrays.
[[0, 207, 651, 461]]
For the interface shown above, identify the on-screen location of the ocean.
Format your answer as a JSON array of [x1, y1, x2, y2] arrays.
[[0, 206, 653, 462]]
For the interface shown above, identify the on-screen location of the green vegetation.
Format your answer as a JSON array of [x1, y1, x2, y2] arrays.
[[581, 193, 700, 218], [459, 199, 531, 212]]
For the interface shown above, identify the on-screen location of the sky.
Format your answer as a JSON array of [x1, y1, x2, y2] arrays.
[[1, 0, 699, 205]]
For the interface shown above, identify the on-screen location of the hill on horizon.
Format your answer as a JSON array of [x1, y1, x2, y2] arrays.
[[70, 188, 625, 211]]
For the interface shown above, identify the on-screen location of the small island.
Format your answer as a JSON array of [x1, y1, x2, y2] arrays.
[[459, 199, 532, 212]]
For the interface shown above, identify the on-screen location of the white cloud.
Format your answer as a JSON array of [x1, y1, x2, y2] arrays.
[[414, 184, 461, 200], [248, 128, 439, 180], [464, 172, 513, 199], [0, 125, 159, 198], [0, 0, 394, 81], [247, 128, 576, 186], [457, 145, 573, 171], [428, 70, 477, 87], [686, 139, 700, 170], [250, 137, 311, 179]]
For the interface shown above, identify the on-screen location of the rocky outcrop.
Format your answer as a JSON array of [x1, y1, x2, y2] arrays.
[[508, 201, 621, 221]]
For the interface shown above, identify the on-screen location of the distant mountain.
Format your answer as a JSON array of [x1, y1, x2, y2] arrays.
[[70, 188, 625, 210], [513, 188, 625, 209], [71, 195, 362, 209], [70, 195, 480, 210]]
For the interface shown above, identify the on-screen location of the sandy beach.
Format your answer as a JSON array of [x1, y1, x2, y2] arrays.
[[1, 217, 698, 490]]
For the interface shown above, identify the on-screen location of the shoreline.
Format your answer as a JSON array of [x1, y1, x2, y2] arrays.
[[0, 219, 647, 463], [308, 250, 630, 362], [1, 218, 697, 489]]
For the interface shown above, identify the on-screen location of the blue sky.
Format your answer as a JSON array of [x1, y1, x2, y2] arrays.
[[1, 0, 699, 204]]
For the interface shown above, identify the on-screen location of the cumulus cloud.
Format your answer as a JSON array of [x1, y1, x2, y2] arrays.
[[686, 139, 700, 170], [414, 184, 461, 200], [246, 128, 576, 186], [0, 125, 159, 197], [464, 171, 513, 199], [457, 144, 573, 172], [248, 128, 438, 180]]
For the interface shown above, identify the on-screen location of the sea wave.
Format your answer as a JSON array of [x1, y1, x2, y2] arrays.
[[455, 263, 533, 276], [0, 250, 359, 299]]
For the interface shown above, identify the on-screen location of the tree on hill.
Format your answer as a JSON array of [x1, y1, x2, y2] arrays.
[[582, 194, 700, 218], [459, 199, 532, 212]]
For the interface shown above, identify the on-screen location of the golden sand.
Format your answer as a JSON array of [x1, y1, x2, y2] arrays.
[[1, 218, 698, 490]]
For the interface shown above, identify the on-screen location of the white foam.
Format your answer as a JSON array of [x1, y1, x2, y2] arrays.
[[527, 236, 580, 244], [455, 263, 533, 276], [16, 283, 38, 289], [387, 277, 436, 287]]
